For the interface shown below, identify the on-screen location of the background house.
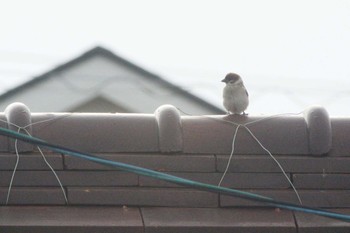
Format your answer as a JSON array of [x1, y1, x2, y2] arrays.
[[0, 47, 224, 114]]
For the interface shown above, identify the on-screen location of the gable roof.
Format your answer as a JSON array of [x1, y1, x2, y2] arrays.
[[0, 46, 225, 114]]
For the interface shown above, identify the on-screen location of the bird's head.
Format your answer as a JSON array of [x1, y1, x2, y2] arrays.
[[221, 73, 242, 84]]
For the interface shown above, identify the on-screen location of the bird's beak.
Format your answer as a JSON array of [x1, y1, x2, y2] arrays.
[[221, 79, 226, 83]]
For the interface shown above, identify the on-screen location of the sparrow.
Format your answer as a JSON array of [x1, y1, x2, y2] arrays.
[[221, 73, 249, 115]]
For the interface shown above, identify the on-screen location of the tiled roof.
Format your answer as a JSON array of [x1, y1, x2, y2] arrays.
[[0, 102, 349, 232]]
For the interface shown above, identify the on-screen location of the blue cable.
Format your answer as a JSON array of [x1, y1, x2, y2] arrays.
[[0, 127, 349, 222]]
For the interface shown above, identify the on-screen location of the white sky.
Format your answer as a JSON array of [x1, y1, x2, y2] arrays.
[[0, 0, 349, 115]]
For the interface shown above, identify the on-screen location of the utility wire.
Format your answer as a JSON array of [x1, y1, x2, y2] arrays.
[[0, 127, 349, 222]]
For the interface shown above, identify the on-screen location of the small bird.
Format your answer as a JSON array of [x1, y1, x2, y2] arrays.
[[221, 73, 249, 115]]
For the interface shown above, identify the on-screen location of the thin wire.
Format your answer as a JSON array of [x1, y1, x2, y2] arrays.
[[1, 115, 71, 205], [5, 128, 20, 205], [243, 125, 303, 205], [244, 111, 304, 126], [22, 127, 68, 204], [26, 114, 72, 127], [1, 127, 349, 222], [218, 124, 240, 186], [217, 122, 302, 204], [177, 108, 303, 204]]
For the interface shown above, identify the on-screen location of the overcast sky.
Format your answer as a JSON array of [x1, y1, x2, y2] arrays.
[[0, 0, 349, 115]]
